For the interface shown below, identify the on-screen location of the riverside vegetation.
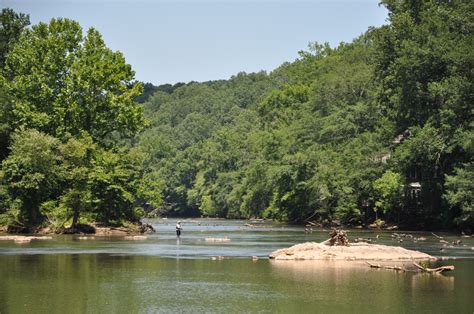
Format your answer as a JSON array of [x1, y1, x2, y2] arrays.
[[0, 1, 472, 233]]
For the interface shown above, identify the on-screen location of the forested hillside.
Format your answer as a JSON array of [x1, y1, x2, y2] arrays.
[[137, 1, 473, 230], [0, 1, 472, 233]]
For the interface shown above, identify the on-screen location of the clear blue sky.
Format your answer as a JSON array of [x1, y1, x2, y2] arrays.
[[3, 0, 388, 85]]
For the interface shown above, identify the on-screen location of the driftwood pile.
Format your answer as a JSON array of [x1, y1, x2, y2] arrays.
[[324, 229, 350, 246]]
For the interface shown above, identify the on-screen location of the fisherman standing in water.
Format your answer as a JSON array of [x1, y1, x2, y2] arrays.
[[176, 221, 182, 237]]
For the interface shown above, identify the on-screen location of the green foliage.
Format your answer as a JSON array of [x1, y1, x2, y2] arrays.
[[373, 171, 404, 217], [0, 128, 152, 230], [136, 170, 164, 210], [39, 200, 69, 231], [1, 3, 472, 231], [1, 18, 144, 144], [445, 163, 474, 228], [135, 82, 158, 103], [87, 148, 142, 225], [0, 8, 30, 68], [1, 129, 62, 225], [131, 1, 472, 231], [0, 13, 152, 231]]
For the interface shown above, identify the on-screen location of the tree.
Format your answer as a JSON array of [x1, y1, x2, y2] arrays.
[[131, 0, 471, 230], [373, 170, 404, 221], [374, 1, 473, 133], [0, 8, 30, 69], [0, 17, 152, 232], [1, 18, 144, 145], [0, 129, 62, 228], [445, 163, 474, 229], [58, 134, 95, 229], [371, 0, 473, 227], [0, 9, 30, 160]]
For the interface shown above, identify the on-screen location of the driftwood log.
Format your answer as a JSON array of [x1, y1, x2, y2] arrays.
[[366, 261, 454, 273], [413, 262, 455, 273], [365, 262, 405, 271]]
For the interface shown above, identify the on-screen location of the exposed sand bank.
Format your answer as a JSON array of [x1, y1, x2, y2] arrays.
[[269, 241, 436, 261], [0, 235, 53, 243]]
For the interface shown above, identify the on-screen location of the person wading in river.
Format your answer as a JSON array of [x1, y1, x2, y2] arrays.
[[176, 221, 182, 237]]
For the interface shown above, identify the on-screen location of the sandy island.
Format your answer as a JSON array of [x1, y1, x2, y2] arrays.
[[269, 241, 436, 261]]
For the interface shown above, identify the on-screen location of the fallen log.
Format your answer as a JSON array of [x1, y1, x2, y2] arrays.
[[365, 261, 405, 271], [366, 261, 455, 273], [413, 262, 455, 273]]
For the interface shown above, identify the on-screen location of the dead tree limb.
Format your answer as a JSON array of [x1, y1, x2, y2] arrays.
[[413, 262, 455, 273], [366, 261, 454, 273], [365, 261, 405, 271], [365, 261, 381, 268]]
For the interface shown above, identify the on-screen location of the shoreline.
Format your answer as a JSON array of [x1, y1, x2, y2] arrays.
[[0, 218, 468, 235], [0, 222, 155, 236]]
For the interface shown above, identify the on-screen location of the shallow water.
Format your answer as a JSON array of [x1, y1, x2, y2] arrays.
[[1, 219, 473, 313]]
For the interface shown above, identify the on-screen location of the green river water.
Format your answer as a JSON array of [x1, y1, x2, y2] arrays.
[[1, 219, 473, 313]]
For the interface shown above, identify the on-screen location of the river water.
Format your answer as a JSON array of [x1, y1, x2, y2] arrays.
[[1, 218, 473, 313]]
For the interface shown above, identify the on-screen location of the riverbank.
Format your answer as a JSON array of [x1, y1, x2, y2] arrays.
[[3, 215, 468, 235], [0, 221, 155, 235]]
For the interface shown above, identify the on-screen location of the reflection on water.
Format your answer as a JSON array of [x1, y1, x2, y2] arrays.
[[410, 272, 455, 292], [271, 259, 456, 291], [0, 219, 473, 313], [1, 254, 472, 313]]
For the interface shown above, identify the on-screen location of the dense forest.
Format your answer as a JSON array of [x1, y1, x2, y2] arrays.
[[136, 0, 473, 230], [0, 0, 472, 233]]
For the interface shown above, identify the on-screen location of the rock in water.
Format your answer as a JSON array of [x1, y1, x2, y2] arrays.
[[205, 237, 230, 242], [124, 236, 147, 240]]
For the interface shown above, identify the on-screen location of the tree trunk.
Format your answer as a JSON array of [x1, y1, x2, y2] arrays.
[[72, 209, 80, 230]]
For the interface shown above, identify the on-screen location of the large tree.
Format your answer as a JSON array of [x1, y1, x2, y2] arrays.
[[1, 18, 144, 145], [0, 15, 152, 232]]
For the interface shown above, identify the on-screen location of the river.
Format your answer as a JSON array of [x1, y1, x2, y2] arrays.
[[1, 218, 473, 313]]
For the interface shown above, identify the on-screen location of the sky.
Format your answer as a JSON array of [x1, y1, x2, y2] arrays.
[[2, 0, 388, 85]]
